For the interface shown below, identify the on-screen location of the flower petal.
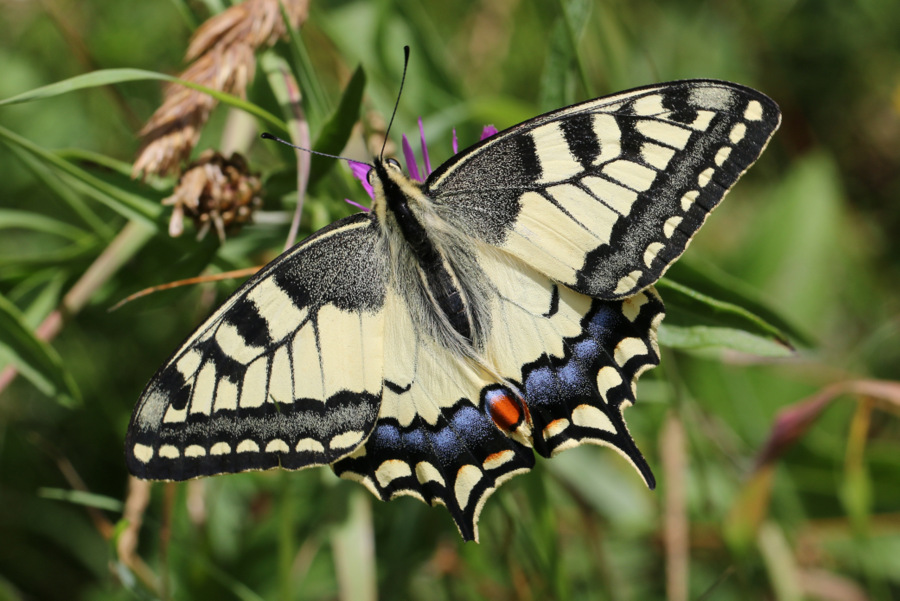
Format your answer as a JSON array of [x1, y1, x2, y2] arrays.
[[452, 129, 458, 155], [349, 161, 375, 200], [402, 134, 422, 181], [418, 117, 432, 175], [480, 125, 498, 140], [343, 198, 370, 212]]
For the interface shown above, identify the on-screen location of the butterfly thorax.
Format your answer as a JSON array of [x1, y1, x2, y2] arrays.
[[370, 158, 481, 349]]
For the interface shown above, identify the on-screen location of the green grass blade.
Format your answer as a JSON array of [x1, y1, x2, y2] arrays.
[[277, 5, 331, 126], [5, 143, 114, 238], [0, 124, 162, 226], [8, 271, 67, 328], [38, 488, 124, 512], [657, 277, 795, 356], [308, 64, 366, 188], [0, 293, 80, 406], [0, 68, 287, 131], [0, 209, 89, 241], [659, 323, 793, 357], [665, 260, 814, 347]]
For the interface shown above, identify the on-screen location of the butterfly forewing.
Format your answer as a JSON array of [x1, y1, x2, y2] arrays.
[[126, 214, 387, 480], [427, 80, 781, 299]]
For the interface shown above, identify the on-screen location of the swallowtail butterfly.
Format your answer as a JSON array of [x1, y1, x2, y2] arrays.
[[126, 79, 780, 541]]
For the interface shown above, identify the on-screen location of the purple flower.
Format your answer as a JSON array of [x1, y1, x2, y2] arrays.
[[345, 120, 498, 211], [347, 160, 374, 210], [480, 125, 499, 140]]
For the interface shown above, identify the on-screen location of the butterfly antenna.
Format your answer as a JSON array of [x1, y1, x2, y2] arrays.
[[381, 45, 411, 160], [259, 132, 363, 164]]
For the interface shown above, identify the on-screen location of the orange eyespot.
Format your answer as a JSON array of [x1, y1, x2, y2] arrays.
[[484, 388, 524, 432]]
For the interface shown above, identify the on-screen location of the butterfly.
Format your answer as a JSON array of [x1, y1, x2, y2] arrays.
[[126, 79, 781, 542]]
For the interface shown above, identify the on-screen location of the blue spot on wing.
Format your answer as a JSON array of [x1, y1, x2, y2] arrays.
[[518, 294, 662, 488], [331, 395, 535, 542], [402, 427, 426, 452], [374, 423, 402, 450]]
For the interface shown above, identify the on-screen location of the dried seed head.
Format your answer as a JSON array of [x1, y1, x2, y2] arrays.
[[133, 0, 310, 178], [163, 151, 263, 241]]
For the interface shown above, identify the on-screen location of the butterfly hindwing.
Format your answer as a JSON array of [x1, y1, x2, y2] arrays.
[[427, 80, 781, 299], [334, 245, 664, 541], [473, 247, 663, 472], [522, 290, 663, 474], [330, 276, 532, 541], [126, 214, 387, 480]]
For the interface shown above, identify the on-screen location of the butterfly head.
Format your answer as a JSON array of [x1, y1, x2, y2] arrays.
[[367, 156, 403, 186], [368, 155, 428, 222]]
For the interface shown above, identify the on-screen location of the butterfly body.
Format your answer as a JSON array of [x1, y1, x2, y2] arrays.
[[371, 156, 482, 348], [127, 80, 781, 541]]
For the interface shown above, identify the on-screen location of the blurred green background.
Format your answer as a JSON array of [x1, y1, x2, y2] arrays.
[[1, 0, 899, 599]]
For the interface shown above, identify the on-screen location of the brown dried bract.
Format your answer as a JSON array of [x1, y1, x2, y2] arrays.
[[132, 0, 309, 178], [163, 150, 263, 241]]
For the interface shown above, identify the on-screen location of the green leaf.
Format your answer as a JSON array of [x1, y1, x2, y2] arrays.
[[657, 277, 795, 356], [659, 324, 792, 357], [0, 68, 287, 131], [275, 7, 331, 125], [538, 0, 592, 109], [665, 261, 813, 346], [0, 293, 79, 406], [37, 488, 124, 512], [56, 147, 169, 189], [0, 209, 98, 272], [0, 68, 160, 106], [0, 124, 162, 226], [0, 209, 89, 241], [562, 0, 594, 94], [539, 17, 575, 111], [309, 65, 367, 188], [9, 271, 67, 328], [0, 238, 99, 270], [735, 153, 848, 335], [3, 143, 114, 239]]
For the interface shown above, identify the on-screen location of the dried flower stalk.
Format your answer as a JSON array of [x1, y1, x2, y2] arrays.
[[132, 0, 309, 177]]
